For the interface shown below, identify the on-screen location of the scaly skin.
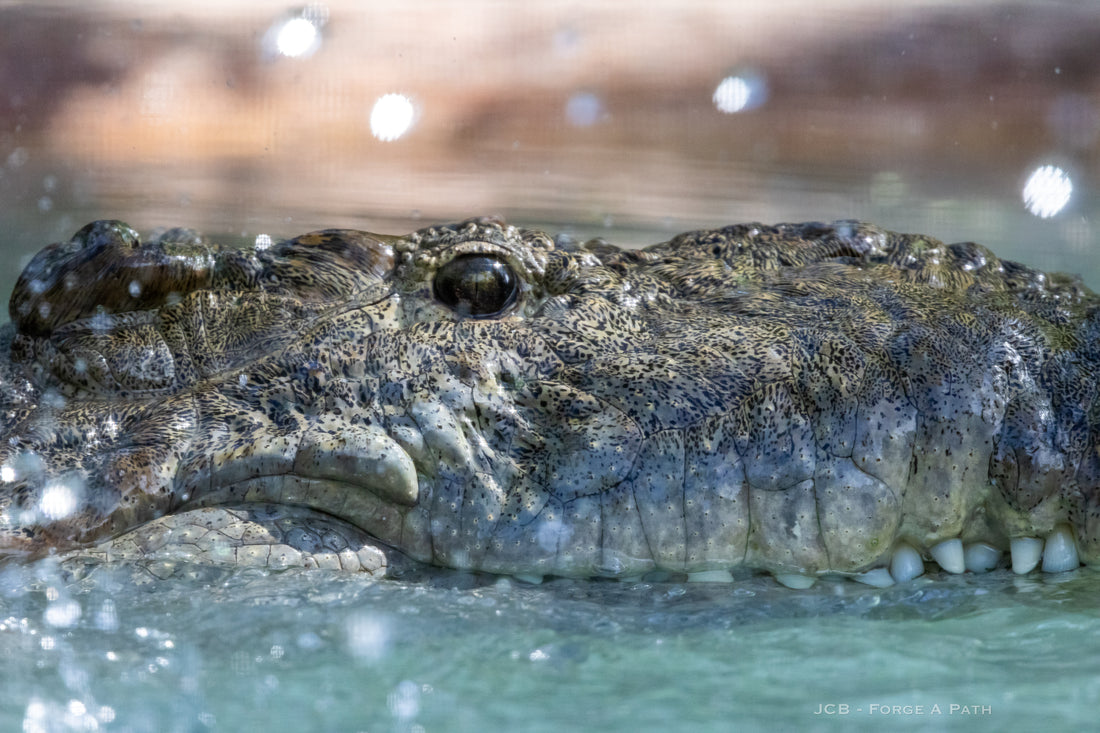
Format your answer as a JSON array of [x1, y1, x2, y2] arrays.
[[1, 217, 1098, 584]]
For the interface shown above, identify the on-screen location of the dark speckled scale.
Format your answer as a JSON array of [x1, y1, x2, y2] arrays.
[[1, 217, 1098, 578]]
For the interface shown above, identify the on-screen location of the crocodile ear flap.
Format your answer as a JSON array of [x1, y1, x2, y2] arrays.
[[265, 230, 395, 301]]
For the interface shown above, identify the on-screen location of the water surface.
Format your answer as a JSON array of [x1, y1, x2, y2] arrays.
[[2, 560, 1097, 732]]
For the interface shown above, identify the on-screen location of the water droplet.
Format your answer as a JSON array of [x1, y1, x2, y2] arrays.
[[345, 612, 388, 660], [565, 92, 603, 127], [553, 26, 581, 56], [95, 599, 118, 632], [39, 477, 83, 521], [537, 516, 569, 553], [44, 598, 81, 628], [6, 147, 28, 168], [296, 630, 322, 650], [387, 680, 420, 720]]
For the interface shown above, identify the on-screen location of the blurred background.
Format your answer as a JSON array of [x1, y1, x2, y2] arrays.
[[2, 0, 1099, 310]]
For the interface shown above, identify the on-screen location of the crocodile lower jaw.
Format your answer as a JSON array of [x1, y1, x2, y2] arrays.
[[54, 497, 1087, 590]]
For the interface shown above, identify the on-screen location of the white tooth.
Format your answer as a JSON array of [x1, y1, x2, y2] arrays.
[[774, 572, 816, 589], [930, 538, 965, 574], [963, 543, 1001, 573], [853, 568, 895, 588], [889, 543, 924, 583], [1041, 525, 1079, 573], [512, 574, 544, 585], [1010, 537, 1043, 574], [687, 569, 734, 583]]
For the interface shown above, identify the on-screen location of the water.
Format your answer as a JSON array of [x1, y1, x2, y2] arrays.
[[1, 559, 1098, 732]]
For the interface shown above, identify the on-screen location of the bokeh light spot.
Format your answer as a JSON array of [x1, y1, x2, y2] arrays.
[[713, 73, 767, 113], [370, 94, 415, 142], [1022, 164, 1073, 218], [44, 598, 81, 628], [262, 5, 328, 60], [276, 18, 320, 58], [39, 479, 82, 521], [345, 611, 389, 660], [565, 92, 604, 127]]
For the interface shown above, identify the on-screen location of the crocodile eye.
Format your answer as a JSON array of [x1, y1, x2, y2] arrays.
[[433, 254, 518, 318]]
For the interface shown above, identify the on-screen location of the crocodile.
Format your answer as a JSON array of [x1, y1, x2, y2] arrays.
[[1, 217, 1098, 589]]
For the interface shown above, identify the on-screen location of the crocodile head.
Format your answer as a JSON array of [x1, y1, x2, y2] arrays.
[[1, 217, 1098, 586]]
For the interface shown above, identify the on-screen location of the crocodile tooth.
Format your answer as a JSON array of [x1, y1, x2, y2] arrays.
[[687, 569, 734, 583], [774, 573, 816, 589], [852, 568, 894, 588], [929, 538, 965, 574], [963, 543, 1001, 573], [1010, 537, 1043, 574], [1041, 525, 1079, 573], [889, 543, 924, 583]]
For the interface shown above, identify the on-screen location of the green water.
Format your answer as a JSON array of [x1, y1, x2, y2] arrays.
[[1, 560, 1096, 732]]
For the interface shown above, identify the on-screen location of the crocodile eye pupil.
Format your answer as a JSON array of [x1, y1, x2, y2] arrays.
[[434, 254, 518, 318]]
